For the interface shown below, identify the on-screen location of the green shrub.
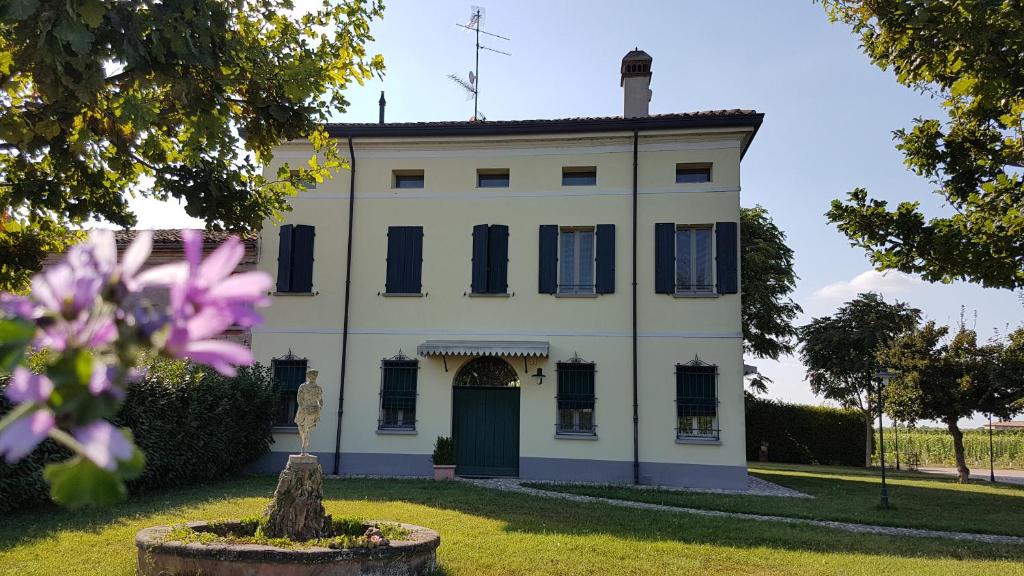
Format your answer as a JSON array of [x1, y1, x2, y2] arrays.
[[431, 436, 455, 465], [0, 359, 277, 512], [875, 427, 1024, 470], [745, 394, 867, 466]]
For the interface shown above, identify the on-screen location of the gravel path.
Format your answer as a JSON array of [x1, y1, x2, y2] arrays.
[[464, 478, 1024, 545]]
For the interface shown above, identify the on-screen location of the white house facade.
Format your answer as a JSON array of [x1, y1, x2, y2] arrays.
[[249, 51, 763, 489]]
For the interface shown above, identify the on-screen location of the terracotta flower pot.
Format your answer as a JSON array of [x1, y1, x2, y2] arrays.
[[433, 465, 456, 481]]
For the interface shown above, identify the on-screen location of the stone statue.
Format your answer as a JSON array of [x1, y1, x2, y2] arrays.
[[294, 368, 323, 455]]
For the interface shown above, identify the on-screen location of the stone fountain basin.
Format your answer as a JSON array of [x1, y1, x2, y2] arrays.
[[136, 521, 440, 576]]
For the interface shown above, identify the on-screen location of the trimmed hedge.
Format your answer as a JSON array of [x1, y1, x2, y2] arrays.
[[0, 360, 277, 513], [745, 394, 867, 466]]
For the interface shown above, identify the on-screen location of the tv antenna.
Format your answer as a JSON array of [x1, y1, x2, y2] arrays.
[[449, 6, 510, 121]]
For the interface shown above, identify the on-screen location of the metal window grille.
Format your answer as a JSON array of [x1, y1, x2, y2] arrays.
[[674, 227, 714, 294], [272, 356, 307, 427], [379, 357, 418, 430], [556, 358, 596, 435], [676, 360, 720, 440]]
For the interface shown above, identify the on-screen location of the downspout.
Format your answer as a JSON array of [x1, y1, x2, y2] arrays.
[[333, 135, 356, 475], [631, 129, 640, 485]]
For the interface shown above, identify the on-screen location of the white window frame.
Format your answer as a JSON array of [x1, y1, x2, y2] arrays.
[[674, 225, 715, 295], [557, 227, 596, 295]]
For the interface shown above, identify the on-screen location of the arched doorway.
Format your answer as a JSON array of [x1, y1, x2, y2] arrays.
[[451, 357, 520, 477]]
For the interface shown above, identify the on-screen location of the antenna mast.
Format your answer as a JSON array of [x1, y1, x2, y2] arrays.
[[450, 6, 510, 121]]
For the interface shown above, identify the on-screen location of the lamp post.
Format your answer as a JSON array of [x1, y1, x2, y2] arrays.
[[893, 419, 900, 471], [873, 370, 893, 509], [988, 413, 996, 483]]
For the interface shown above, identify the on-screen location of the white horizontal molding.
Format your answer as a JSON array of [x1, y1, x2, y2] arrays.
[[272, 138, 742, 161], [296, 185, 740, 201], [251, 326, 742, 339]]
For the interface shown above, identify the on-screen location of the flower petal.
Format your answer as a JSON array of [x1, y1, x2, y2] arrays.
[[133, 262, 188, 288], [120, 230, 153, 288], [197, 236, 244, 287], [205, 272, 273, 303], [73, 421, 133, 471], [89, 230, 117, 278], [179, 339, 253, 376], [5, 367, 54, 404], [0, 294, 34, 319], [185, 306, 235, 341], [182, 229, 203, 272], [0, 410, 55, 463]]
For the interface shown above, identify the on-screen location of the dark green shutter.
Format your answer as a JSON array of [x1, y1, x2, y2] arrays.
[[276, 225, 294, 292], [655, 223, 675, 294], [538, 225, 558, 294], [471, 224, 489, 294], [292, 225, 315, 293], [715, 221, 738, 294], [386, 226, 423, 294], [676, 365, 717, 416], [595, 224, 615, 294], [488, 224, 509, 294]]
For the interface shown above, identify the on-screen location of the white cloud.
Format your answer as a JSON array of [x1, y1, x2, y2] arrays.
[[812, 269, 923, 303]]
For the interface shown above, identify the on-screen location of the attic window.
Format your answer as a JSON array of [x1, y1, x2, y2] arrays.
[[393, 170, 425, 189], [562, 167, 597, 186], [676, 163, 712, 184], [477, 169, 510, 188]]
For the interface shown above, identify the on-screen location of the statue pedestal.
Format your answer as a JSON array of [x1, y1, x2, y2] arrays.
[[262, 454, 330, 540]]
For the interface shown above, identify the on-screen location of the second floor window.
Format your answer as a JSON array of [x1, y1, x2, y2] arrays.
[[272, 356, 307, 427], [538, 225, 615, 295], [385, 226, 423, 294], [379, 358, 418, 430], [556, 359, 596, 435], [393, 170, 424, 189], [276, 224, 315, 293], [471, 224, 509, 294], [559, 228, 595, 295], [675, 226, 713, 294], [562, 167, 597, 186]]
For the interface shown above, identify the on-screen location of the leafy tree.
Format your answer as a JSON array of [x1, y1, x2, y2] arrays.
[[798, 292, 920, 466], [821, 1, 1024, 288], [0, 0, 385, 291], [880, 322, 1024, 482], [740, 205, 802, 393]]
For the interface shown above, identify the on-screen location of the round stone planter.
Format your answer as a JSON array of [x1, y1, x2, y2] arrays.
[[136, 521, 440, 576]]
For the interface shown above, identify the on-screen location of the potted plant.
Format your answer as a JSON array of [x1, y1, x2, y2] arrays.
[[431, 436, 456, 481]]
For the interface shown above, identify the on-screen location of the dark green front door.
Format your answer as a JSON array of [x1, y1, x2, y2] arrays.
[[452, 386, 520, 477]]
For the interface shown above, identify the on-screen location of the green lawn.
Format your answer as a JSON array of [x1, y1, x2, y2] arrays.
[[2, 476, 1024, 575], [524, 462, 1024, 537]]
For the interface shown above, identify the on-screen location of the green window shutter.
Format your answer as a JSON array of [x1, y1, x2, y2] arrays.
[[595, 224, 615, 294], [715, 221, 738, 294], [380, 360, 418, 429], [276, 225, 294, 292], [471, 224, 489, 294], [556, 362, 596, 434], [538, 225, 558, 294], [291, 225, 315, 293], [487, 224, 509, 294], [676, 365, 717, 417], [655, 223, 675, 294], [386, 226, 423, 294]]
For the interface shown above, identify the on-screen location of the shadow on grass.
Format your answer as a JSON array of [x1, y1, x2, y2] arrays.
[[1, 475, 1021, 565]]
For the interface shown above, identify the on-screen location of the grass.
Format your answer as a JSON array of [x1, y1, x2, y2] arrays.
[[524, 462, 1024, 537], [1, 475, 1023, 576]]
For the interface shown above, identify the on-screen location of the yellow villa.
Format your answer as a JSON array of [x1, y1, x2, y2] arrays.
[[249, 50, 763, 489]]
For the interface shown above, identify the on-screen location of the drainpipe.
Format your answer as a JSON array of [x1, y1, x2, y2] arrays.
[[333, 135, 356, 475], [631, 129, 640, 485]]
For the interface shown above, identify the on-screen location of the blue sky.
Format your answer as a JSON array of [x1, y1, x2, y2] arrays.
[[139, 1, 1022, 424]]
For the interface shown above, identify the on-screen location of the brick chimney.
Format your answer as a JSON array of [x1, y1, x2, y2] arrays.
[[621, 49, 653, 118]]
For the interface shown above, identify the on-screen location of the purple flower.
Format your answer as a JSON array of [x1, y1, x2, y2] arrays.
[[0, 294, 35, 319], [34, 309, 117, 352], [0, 410, 55, 463], [117, 230, 154, 292], [5, 367, 53, 404], [88, 359, 123, 398], [73, 421, 134, 471]]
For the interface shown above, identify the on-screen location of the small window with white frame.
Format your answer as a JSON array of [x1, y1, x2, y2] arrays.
[[675, 225, 714, 294], [676, 359, 719, 440], [558, 227, 595, 295]]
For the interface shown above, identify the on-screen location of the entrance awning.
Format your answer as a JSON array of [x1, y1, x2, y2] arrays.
[[416, 340, 550, 358]]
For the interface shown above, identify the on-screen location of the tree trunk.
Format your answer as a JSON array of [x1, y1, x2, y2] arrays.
[[263, 454, 330, 540], [864, 412, 874, 468], [946, 418, 970, 483]]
